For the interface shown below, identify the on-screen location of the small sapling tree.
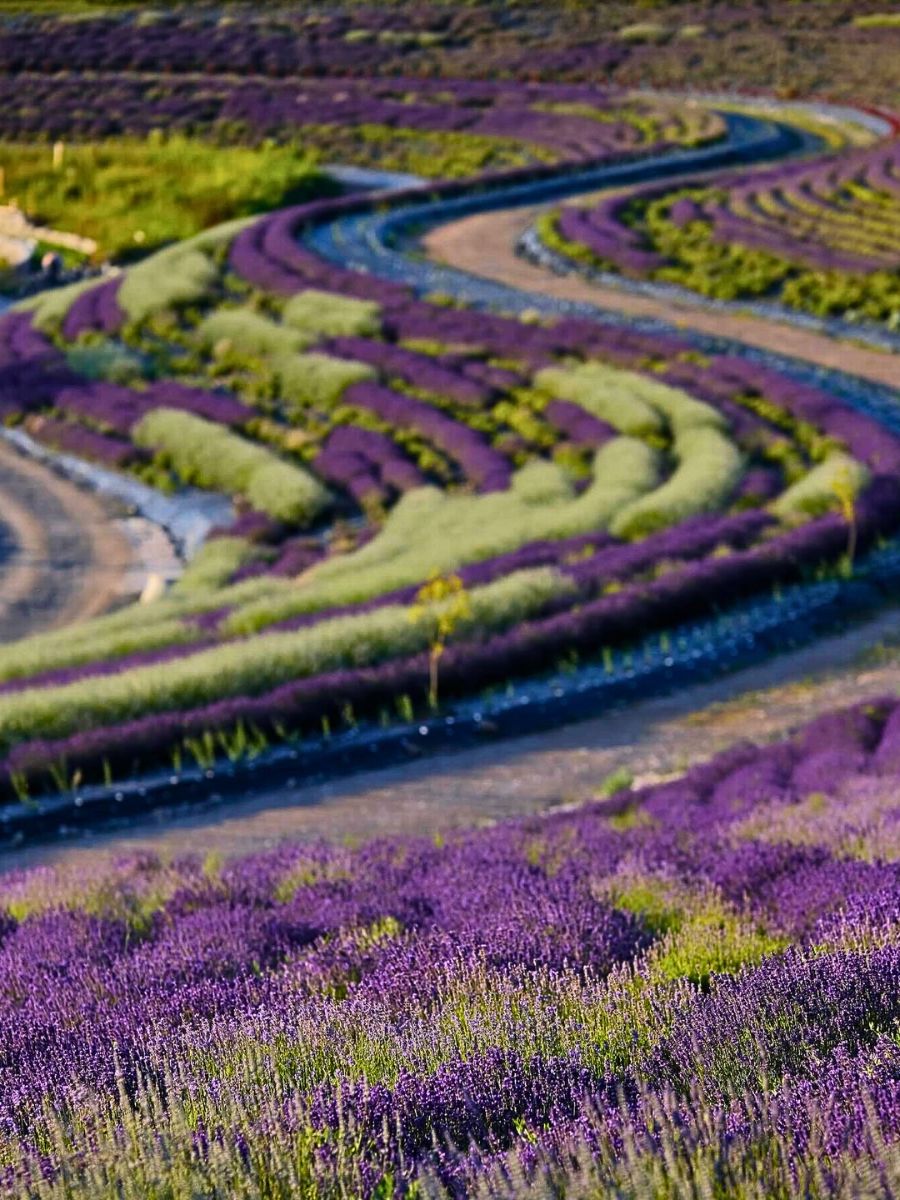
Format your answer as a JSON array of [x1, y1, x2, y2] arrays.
[[409, 571, 472, 710]]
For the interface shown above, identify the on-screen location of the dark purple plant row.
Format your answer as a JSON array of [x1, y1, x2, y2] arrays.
[[314, 425, 425, 506], [23, 414, 143, 468], [56, 379, 253, 435], [342, 380, 511, 492], [61, 278, 125, 342], [323, 335, 495, 406], [544, 398, 616, 449], [558, 199, 666, 274]]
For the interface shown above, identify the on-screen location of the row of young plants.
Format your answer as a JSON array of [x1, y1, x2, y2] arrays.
[[534, 126, 900, 327], [2, 2, 898, 107], [0, 696, 899, 1194]]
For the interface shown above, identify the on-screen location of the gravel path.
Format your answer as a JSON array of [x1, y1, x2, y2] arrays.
[[0, 440, 131, 643], [423, 207, 900, 390]]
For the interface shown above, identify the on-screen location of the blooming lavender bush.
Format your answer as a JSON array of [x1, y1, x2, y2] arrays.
[[0, 698, 898, 1195]]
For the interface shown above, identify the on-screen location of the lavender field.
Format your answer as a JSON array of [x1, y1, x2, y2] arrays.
[[0, 698, 897, 1195], [0, 3, 898, 1195]]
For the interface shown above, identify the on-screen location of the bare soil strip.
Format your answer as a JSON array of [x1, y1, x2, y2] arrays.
[[423, 206, 900, 390], [0, 440, 131, 643]]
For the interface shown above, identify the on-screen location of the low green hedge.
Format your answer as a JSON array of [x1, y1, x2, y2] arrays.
[[134, 408, 331, 525]]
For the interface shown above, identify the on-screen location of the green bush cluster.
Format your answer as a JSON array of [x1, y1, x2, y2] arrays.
[[770, 451, 868, 521], [197, 308, 313, 358], [133, 408, 331, 525], [225, 438, 658, 635], [63, 337, 145, 385], [610, 426, 744, 539], [274, 352, 376, 413], [117, 218, 253, 324], [282, 289, 381, 339]]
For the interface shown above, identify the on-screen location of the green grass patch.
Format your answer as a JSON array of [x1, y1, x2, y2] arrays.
[[0, 134, 330, 262]]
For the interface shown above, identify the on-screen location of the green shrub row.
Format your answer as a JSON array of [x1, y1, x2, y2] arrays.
[[770, 451, 869, 521], [133, 408, 331, 524], [171, 537, 261, 595], [610, 426, 744, 539], [117, 217, 254, 324], [274, 352, 377, 413], [282, 289, 381, 339], [197, 308, 313, 358], [225, 438, 658, 635], [0, 567, 570, 749]]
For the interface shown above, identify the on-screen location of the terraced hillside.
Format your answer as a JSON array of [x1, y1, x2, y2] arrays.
[[0, 4, 895, 814], [2, 127, 900, 801]]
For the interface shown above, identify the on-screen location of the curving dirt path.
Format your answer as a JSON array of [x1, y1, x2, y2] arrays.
[[423, 206, 900, 390], [0, 440, 131, 642]]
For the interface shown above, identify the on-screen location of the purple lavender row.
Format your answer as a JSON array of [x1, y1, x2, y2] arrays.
[[56, 379, 252, 435], [230, 198, 414, 302], [706, 355, 900, 473], [230, 538, 324, 585], [321, 427, 427, 496], [343, 380, 511, 492], [61, 277, 125, 341], [313, 447, 384, 507], [557, 201, 665, 274], [544, 398, 616, 448], [324, 335, 494, 406], [0, 314, 83, 419], [24, 415, 142, 468], [562, 510, 772, 590]]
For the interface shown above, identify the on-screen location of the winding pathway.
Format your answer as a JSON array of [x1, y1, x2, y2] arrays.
[[424, 205, 899, 390]]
